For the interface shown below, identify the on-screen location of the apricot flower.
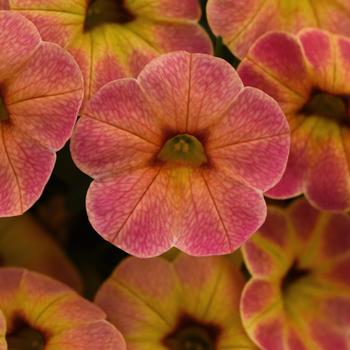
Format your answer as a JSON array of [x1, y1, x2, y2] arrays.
[[2, 0, 212, 104], [71, 51, 290, 257], [239, 29, 350, 211], [241, 199, 350, 350], [0, 268, 126, 349], [207, 0, 350, 58], [0, 11, 83, 216], [95, 254, 257, 350]]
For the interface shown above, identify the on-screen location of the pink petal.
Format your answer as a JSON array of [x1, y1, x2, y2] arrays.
[[303, 123, 350, 211], [71, 79, 161, 178], [208, 87, 290, 191], [176, 168, 267, 256], [238, 32, 311, 109], [0, 126, 56, 216], [48, 321, 126, 350], [0, 11, 40, 80], [6, 42, 83, 150], [86, 167, 175, 257], [138, 52, 242, 133]]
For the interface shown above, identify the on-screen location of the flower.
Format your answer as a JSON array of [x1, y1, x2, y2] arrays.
[[0, 268, 126, 349], [0, 214, 82, 291], [2, 0, 212, 104], [241, 199, 350, 350], [238, 29, 350, 211], [207, 0, 350, 59], [0, 11, 83, 217], [71, 51, 290, 257], [95, 254, 258, 349]]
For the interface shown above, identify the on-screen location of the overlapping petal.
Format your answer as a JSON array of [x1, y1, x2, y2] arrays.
[[71, 51, 289, 257], [207, 0, 350, 58], [0, 268, 126, 349], [95, 254, 257, 349], [2, 0, 212, 103], [239, 29, 350, 211], [241, 199, 350, 350], [0, 11, 83, 217]]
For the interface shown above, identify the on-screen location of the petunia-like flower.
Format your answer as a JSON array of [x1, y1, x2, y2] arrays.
[[207, 0, 350, 59], [0, 268, 126, 350], [241, 199, 350, 350], [95, 254, 258, 350], [2, 0, 212, 104], [238, 29, 350, 211], [0, 214, 82, 291], [0, 11, 83, 217], [71, 51, 290, 257]]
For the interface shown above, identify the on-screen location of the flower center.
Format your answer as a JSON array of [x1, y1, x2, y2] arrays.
[[84, 0, 135, 31], [163, 315, 220, 350], [6, 322, 45, 350], [281, 260, 310, 295], [0, 94, 9, 122], [157, 134, 207, 167], [301, 91, 349, 126]]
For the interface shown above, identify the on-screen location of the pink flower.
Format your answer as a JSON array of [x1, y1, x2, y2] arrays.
[[239, 29, 350, 211], [2, 0, 212, 104], [0, 11, 83, 216], [241, 199, 350, 350], [71, 51, 290, 257], [207, 0, 350, 58], [0, 268, 126, 349], [95, 254, 257, 349]]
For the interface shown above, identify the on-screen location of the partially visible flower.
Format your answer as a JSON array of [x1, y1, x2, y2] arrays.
[[0, 11, 83, 216], [0, 214, 82, 291], [95, 254, 257, 349], [0, 268, 126, 349], [71, 51, 290, 257], [207, 0, 350, 58], [241, 199, 350, 350], [238, 29, 350, 211], [2, 0, 212, 104]]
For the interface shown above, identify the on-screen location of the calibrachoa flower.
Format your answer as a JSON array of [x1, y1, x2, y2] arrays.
[[207, 0, 350, 58], [0, 214, 82, 291], [0, 268, 126, 349], [71, 51, 290, 257], [238, 29, 350, 211], [95, 254, 258, 350], [241, 199, 350, 350], [2, 0, 212, 103], [0, 11, 83, 217]]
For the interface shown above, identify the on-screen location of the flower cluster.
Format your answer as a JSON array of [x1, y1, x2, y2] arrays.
[[0, 1, 349, 349]]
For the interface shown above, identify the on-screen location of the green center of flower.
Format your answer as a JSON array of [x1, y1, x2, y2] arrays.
[[163, 315, 220, 350], [0, 94, 9, 122], [302, 91, 349, 126], [6, 324, 45, 350], [157, 134, 207, 167], [84, 0, 135, 31]]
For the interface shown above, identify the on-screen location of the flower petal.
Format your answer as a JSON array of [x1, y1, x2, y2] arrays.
[[0, 126, 55, 216], [238, 32, 311, 112], [0, 11, 40, 80], [86, 167, 175, 257], [6, 42, 83, 150], [176, 168, 267, 256], [138, 52, 242, 133], [72, 79, 161, 178], [95, 257, 179, 346], [208, 87, 289, 191]]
